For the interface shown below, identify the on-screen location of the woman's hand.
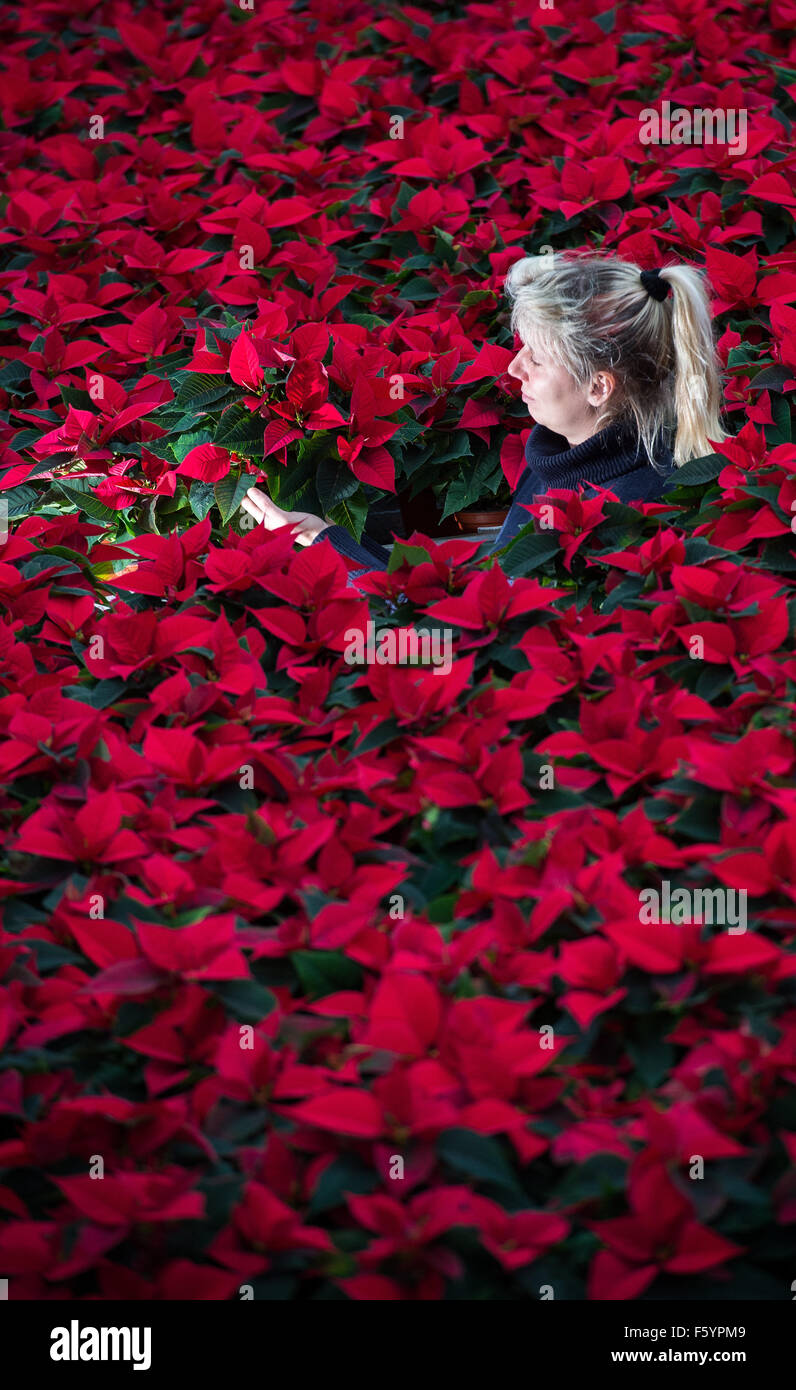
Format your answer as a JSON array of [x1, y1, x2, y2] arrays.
[[241, 486, 330, 546]]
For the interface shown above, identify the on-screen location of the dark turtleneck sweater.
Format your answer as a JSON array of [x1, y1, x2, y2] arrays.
[[311, 418, 676, 574]]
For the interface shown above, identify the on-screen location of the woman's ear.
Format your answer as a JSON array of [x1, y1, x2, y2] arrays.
[[587, 371, 616, 406]]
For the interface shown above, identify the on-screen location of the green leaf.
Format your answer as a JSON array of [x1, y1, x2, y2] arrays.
[[0, 360, 31, 389], [214, 403, 266, 453], [308, 1154, 380, 1216], [5, 485, 38, 518], [662, 453, 724, 489], [268, 431, 330, 507], [553, 1154, 627, 1204], [316, 455, 359, 510], [497, 529, 561, 577], [437, 1128, 527, 1206], [593, 6, 616, 32], [10, 429, 42, 452], [214, 471, 250, 524], [327, 492, 369, 541], [61, 679, 127, 709], [765, 392, 792, 443], [682, 536, 737, 564], [55, 480, 120, 523], [439, 453, 501, 520], [672, 795, 720, 840], [599, 573, 645, 614], [354, 717, 401, 753], [345, 311, 390, 330], [188, 482, 216, 520], [21, 940, 82, 972], [393, 183, 422, 214], [398, 275, 438, 302], [542, 24, 571, 42], [298, 888, 335, 921], [211, 978, 277, 1022], [760, 536, 796, 571], [59, 384, 93, 410], [713, 1165, 769, 1208], [626, 1035, 675, 1088], [387, 541, 434, 573], [175, 373, 233, 410], [727, 345, 758, 368], [291, 950, 364, 999], [620, 30, 661, 45], [390, 419, 425, 449], [172, 429, 213, 463], [422, 429, 472, 469], [751, 364, 794, 393], [694, 664, 733, 702], [433, 227, 458, 268], [460, 289, 496, 309]]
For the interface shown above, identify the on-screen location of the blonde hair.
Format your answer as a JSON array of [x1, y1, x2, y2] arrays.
[[503, 249, 727, 467]]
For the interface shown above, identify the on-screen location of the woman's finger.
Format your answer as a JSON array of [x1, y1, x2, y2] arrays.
[[243, 488, 291, 531], [243, 487, 267, 520], [240, 495, 263, 522], [245, 486, 268, 507]]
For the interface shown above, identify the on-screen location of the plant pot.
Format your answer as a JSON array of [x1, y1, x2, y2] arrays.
[[453, 508, 510, 534]]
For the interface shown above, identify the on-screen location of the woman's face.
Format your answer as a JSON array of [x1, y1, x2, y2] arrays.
[[507, 338, 612, 446]]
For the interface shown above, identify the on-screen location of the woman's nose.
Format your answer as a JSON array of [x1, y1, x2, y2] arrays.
[[507, 351, 525, 379]]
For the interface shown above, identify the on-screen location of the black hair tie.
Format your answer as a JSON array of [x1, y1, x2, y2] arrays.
[[640, 267, 671, 302]]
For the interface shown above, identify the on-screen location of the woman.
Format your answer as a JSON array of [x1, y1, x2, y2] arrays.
[[241, 252, 727, 571]]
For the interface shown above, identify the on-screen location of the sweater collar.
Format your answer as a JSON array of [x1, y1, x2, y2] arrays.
[[525, 419, 664, 486]]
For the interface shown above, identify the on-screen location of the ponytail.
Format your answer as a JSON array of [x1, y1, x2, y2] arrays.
[[656, 264, 727, 464]]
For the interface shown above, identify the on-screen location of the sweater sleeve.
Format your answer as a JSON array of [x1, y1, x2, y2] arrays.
[[310, 523, 390, 572]]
